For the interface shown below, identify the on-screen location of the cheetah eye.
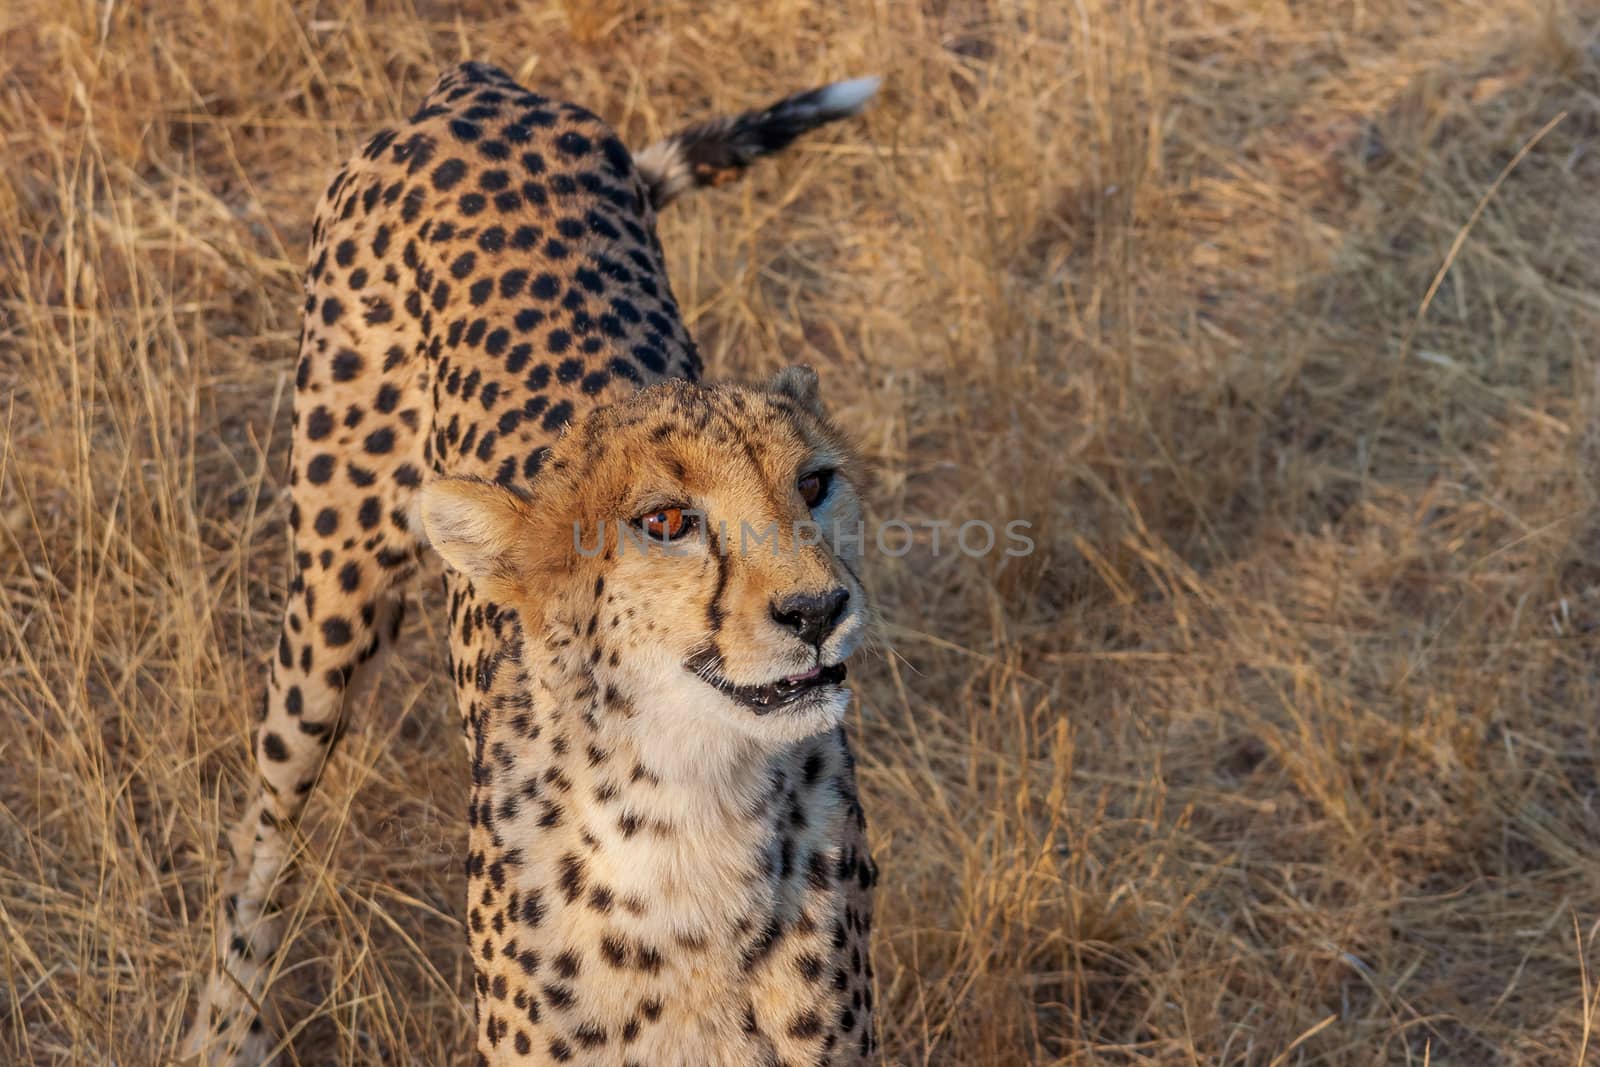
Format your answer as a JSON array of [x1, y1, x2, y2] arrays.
[[636, 507, 697, 542], [798, 470, 834, 509]]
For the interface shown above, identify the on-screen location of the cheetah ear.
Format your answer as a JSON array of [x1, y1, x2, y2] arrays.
[[767, 364, 827, 419], [420, 477, 539, 598]]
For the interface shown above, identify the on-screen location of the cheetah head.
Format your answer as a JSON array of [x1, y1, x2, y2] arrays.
[[420, 367, 869, 751]]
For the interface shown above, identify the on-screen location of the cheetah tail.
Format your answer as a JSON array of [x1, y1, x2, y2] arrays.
[[634, 76, 880, 211]]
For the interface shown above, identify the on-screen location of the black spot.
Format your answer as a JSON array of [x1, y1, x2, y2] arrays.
[[306, 454, 335, 484], [364, 428, 395, 454], [332, 348, 366, 382], [449, 119, 480, 142], [451, 251, 477, 279], [313, 508, 338, 536], [551, 358, 581, 385], [556, 131, 592, 157], [262, 732, 288, 761], [319, 297, 342, 325], [600, 136, 631, 175], [400, 186, 426, 223], [459, 193, 486, 216], [284, 686, 303, 716], [530, 273, 560, 300], [608, 356, 642, 384], [306, 406, 334, 440], [321, 618, 352, 646], [431, 158, 467, 191], [363, 127, 398, 160], [633, 344, 667, 373], [742, 915, 785, 972], [499, 269, 529, 299], [558, 853, 586, 902], [338, 561, 361, 593], [586, 210, 621, 241], [542, 400, 573, 432]]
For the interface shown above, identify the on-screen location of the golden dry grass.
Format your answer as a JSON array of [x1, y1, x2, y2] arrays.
[[4, 0, 1600, 1063]]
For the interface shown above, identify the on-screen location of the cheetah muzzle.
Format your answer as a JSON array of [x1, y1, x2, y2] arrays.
[[184, 59, 881, 1067]]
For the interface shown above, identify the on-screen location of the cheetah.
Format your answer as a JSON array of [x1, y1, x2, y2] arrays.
[[183, 61, 881, 1066]]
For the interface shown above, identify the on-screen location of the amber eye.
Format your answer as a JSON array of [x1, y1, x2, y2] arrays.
[[638, 507, 696, 542], [798, 470, 834, 508]]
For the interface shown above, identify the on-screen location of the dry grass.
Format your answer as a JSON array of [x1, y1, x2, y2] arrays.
[[4, 0, 1600, 1063]]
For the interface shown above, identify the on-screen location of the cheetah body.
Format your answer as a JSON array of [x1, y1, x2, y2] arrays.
[[186, 62, 878, 1066]]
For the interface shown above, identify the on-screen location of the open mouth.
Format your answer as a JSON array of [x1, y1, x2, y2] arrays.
[[687, 656, 849, 714]]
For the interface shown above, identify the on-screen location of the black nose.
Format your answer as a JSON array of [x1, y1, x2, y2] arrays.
[[770, 588, 850, 647]]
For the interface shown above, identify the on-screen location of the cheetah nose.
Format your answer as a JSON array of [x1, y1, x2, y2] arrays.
[[770, 588, 850, 648]]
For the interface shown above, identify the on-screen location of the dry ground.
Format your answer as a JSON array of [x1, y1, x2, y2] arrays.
[[4, 1, 1600, 1063]]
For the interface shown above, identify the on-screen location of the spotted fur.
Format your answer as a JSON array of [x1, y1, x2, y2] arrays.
[[184, 62, 878, 1066]]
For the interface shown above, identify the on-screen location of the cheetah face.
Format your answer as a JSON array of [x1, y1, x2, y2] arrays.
[[421, 367, 869, 748]]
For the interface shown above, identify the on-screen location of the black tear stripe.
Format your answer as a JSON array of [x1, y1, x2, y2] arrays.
[[706, 540, 731, 637]]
